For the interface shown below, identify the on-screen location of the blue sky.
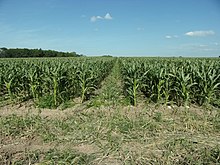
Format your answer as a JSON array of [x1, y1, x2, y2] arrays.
[[0, 0, 220, 56]]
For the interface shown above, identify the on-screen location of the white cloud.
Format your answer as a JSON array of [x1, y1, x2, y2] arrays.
[[165, 35, 178, 39], [90, 13, 113, 22], [90, 16, 103, 22], [104, 13, 113, 20], [90, 16, 97, 22], [165, 35, 172, 39], [178, 43, 220, 52], [96, 16, 103, 19], [198, 44, 208, 47], [185, 30, 215, 37]]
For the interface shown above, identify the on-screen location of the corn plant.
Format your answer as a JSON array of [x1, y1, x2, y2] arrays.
[[194, 61, 220, 105], [120, 60, 149, 106], [3, 68, 15, 101], [28, 66, 40, 100]]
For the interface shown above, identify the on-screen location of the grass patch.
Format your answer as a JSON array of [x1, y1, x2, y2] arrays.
[[0, 105, 219, 164], [1, 149, 96, 165], [35, 95, 56, 109]]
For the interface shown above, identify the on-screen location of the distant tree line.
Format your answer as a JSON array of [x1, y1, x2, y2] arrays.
[[102, 55, 113, 57], [0, 47, 83, 58]]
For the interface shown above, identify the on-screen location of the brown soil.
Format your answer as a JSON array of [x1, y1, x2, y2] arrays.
[[0, 101, 219, 164], [0, 100, 88, 120], [0, 101, 100, 161]]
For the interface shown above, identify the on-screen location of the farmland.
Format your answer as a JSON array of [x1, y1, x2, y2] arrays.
[[0, 57, 220, 164], [1, 57, 219, 107]]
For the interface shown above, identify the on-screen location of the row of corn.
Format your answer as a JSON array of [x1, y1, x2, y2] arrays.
[[1, 57, 219, 107], [120, 58, 220, 107], [0, 58, 114, 107]]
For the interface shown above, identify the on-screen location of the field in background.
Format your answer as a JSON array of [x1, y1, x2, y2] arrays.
[[1, 57, 219, 107], [0, 57, 220, 164]]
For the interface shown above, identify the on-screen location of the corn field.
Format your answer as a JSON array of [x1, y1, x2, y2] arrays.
[[120, 58, 220, 106], [0, 58, 114, 107], [0, 57, 219, 107]]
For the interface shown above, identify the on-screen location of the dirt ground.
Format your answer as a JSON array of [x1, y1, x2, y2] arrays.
[[0, 101, 220, 164]]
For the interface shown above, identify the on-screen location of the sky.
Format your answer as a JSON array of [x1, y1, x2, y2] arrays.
[[0, 0, 220, 57]]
